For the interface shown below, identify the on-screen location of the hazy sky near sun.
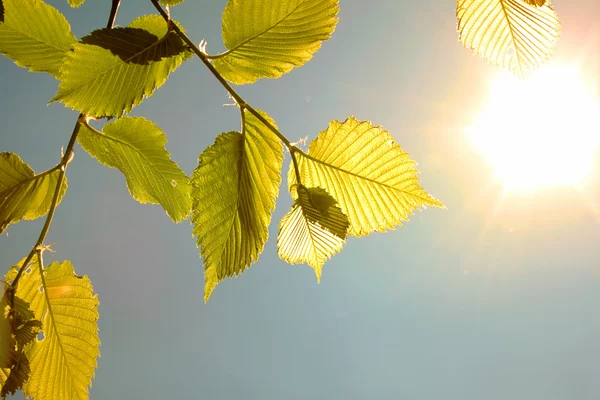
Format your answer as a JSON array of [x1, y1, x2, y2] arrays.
[[1, 0, 600, 399]]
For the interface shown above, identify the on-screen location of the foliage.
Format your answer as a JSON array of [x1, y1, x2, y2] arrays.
[[0, 0, 561, 398]]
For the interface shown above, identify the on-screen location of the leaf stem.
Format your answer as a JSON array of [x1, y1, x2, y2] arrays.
[[10, 118, 82, 296], [9, 0, 122, 305], [149, 0, 310, 185], [149, 1, 294, 147]]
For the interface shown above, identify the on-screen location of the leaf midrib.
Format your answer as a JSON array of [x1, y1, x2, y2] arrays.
[[299, 152, 434, 202], [59, 29, 178, 97], [210, 1, 306, 59], [83, 122, 177, 192]]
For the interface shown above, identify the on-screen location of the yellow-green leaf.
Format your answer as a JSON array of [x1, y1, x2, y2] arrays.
[[0, 289, 15, 370], [78, 117, 191, 222], [0, 0, 76, 77], [6, 257, 100, 400], [52, 15, 191, 117], [192, 109, 283, 302], [0, 352, 30, 398], [277, 185, 349, 281], [0, 285, 41, 397], [290, 117, 444, 237], [457, 0, 561, 77], [211, 0, 339, 85], [524, 0, 545, 6], [67, 0, 85, 7], [160, 0, 184, 5], [0, 152, 67, 234]]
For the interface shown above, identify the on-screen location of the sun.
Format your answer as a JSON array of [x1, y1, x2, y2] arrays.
[[468, 65, 600, 193]]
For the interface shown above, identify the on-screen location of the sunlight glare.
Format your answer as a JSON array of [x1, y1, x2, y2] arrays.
[[468, 66, 600, 193]]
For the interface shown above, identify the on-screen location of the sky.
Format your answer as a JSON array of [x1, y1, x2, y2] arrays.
[[1, 0, 600, 399]]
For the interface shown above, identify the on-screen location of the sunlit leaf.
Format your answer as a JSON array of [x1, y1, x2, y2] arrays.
[[160, 0, 184, 5], [277, 185, 349, 281], [290, 117, 444, 237], [457, 0, 561, 77], [524, 0, 545, 6], [0, 352, 30, 398], [192, 109, 283, 302], [0, 285, 41, 397], [6, 257, 100, 400], [211, 0, 339, 84], [0, 153, 67, 234], [67, 0, 85, 7], [0, 0, 76, 77], [52, 15, 191, 117], [0, 290, 16, 369], [79, 117, 191, 222]]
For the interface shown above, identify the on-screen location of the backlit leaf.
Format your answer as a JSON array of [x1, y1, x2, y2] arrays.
[[457, 0, 561, 77], [0, 152, 67, 234], [6, 257, 100, 400], [290, 117, 444, 237], [67, 0, 85, 7], [277, 185, 349, 281], [0, 285, 41, 397], [52, 15, 191, 117], [160, 0, 184, 5], [0, 352, 30, 398], [192, 109, 283, 302], [78, 117, 191, 222], [0, 289, 15, 370], [211, 0, 339, 84], [524, 0, 545, 6], [0, 0, 76, 77]]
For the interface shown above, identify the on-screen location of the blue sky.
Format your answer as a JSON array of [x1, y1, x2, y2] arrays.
[[1, 0, 600, 399]]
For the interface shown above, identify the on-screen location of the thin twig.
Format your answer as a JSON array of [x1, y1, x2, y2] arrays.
[[9, 0, 123, 305], [149, 0, 303, 151]]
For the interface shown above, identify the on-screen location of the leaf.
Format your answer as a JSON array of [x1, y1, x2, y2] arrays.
[[160, 0, 184, 5], [192, 109, 283, 302], [211, 0, 339, 85], [0, 285, 41, 397], [524, 0, 545, 5], [0, 289, 16, 370], [289, 117, 444, 237], [67, 0, 85, 7], [0, 352, 30, 398], [277, 185, 349, 281], [6, 257, 100, 400], [0, 0, 76, 77], [0, 152, 68, 234], [52, 15, 191, 117], [457, 0, 561, 77], [78, 117, 191, 222]]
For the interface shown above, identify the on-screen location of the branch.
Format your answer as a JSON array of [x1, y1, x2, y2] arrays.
[[9, 0, 123, 304]]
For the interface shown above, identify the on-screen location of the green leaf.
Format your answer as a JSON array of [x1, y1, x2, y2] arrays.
[[457, 0, 561, 77], [211, 0, 339, 85], [78, 117, 191, 222], [160, 0, 184, 5], [277, 185, 349, 282], [192, 109, 284, 302], [0, 153, 68, 234], [0, 0, 76, 77], [290, 117, 444, 237], [52, 15, 191, 117], [67, 0, 85, 7], [6, 257, 100, 400]]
